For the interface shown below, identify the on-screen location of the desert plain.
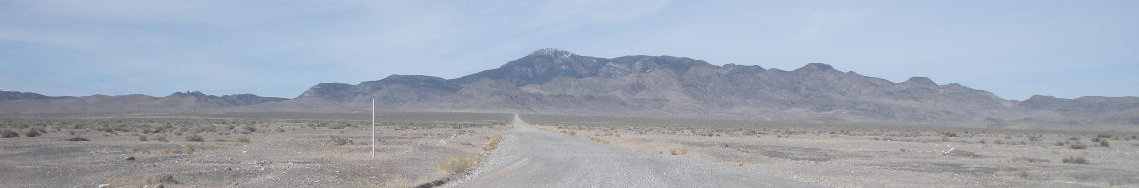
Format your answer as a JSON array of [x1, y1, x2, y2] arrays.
[[0, 112, 1136, 187]]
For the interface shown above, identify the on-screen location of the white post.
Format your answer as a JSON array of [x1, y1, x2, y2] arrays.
[[371, 98, 376, 158]]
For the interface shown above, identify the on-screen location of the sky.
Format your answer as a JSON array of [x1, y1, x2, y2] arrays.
[[1, 0, 1136, 100]]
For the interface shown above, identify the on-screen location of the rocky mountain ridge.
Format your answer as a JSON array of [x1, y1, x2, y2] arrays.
[[0, 90, 286, 114], [2, 48, 1136, 129]]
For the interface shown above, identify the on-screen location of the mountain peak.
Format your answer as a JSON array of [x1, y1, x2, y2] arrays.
[[0, 90, 55, 101], [902, 77, 937, 86], [380, 74, 447, 82], [1027, 95, 1059, 101], [528, 48, 575, 57], [794, 63, 836, 72], [169, 91, 208, 97]]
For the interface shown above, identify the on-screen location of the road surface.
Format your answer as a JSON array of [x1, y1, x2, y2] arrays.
[[451, 114, 816, 188]]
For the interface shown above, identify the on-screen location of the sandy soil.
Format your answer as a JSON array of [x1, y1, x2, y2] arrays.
[[3, 112, 1136, 187], [455, 115, 813, 187], [0, 112, 511, 187], [528, 115, 1139, 188]]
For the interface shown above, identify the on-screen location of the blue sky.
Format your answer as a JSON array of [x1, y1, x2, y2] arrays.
[[1, 0, 1136, 100]]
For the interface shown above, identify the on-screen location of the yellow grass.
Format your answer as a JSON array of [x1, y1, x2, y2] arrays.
[[438, 156, 479, 175]]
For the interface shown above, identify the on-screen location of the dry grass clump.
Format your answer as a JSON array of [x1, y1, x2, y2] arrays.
[[238, 125, 256, 134], [178, 144, 197, 154], [1067, 141, 1087, 149], [1, 129, 19, 138], [1003, 169, 1032, 179], [143, 174, 177, 184], [1061, 156, 1088, 164], [589, 137, 610, 144], [24, 128, 44, 137], [1010, 156, 1050, 163], [437, 156, 479, 175], [130, 146, 150, 154], [483, 136, 503, 151], [595, 130, 621, 137], [942, 148, 982, 158], [185, 134, 204, 142], [64, 136, 90, 141], [669, 147, 689, 155], [331, 135, 353, 146]]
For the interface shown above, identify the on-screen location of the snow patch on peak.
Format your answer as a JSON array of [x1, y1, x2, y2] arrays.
[[530, 48, 574, 57]]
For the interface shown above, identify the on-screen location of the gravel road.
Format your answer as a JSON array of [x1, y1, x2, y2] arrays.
[[452, 114, 817, 188]]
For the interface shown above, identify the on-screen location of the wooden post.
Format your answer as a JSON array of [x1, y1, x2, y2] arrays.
[[371, 98, 376, 158]]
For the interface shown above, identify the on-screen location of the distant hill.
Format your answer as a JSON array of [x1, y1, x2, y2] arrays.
[[2, 48, 1137, 130], [0, 90, 286, 114]]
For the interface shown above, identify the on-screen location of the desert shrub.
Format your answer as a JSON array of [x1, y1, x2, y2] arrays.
[[1011, 156, 1050, 163], [1, 129, 18, 138], [331, 135, 353, 146], [483, 136, 503, 151], [327, 122, 350, 129], [185, 134, 204, 142], [239, 125, 256, 134], [1099, 140, 1110, 147], [64, 136, 89, 141], [130, 146, 150, 154], [138, 135, 148, 142], [178, 144, 197, 154], [144, 174, 177, 184], [24, 128, 42, 137], [1068, 142, 1087, 149], [1011, 170, 1031, 179], [1054, 141, 1064, 146], [589, 137, 609, 144], [943, 149, 982, 158], [669, 147, 689, 155], [156, 135, 169, 142], [1062, 156, 1088, 164], [438, 156, 478, 175]]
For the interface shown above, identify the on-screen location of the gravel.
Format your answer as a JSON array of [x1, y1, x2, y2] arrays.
[[451, 115, 816, 187]]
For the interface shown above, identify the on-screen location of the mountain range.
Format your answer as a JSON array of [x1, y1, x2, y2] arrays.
[[3, 48, 1137, 129]]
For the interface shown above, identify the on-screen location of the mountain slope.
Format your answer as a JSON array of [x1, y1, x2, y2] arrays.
[[290, 48, 1119, 127], [3, 48, 1136, 129], [0, 91, 286, 114]]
